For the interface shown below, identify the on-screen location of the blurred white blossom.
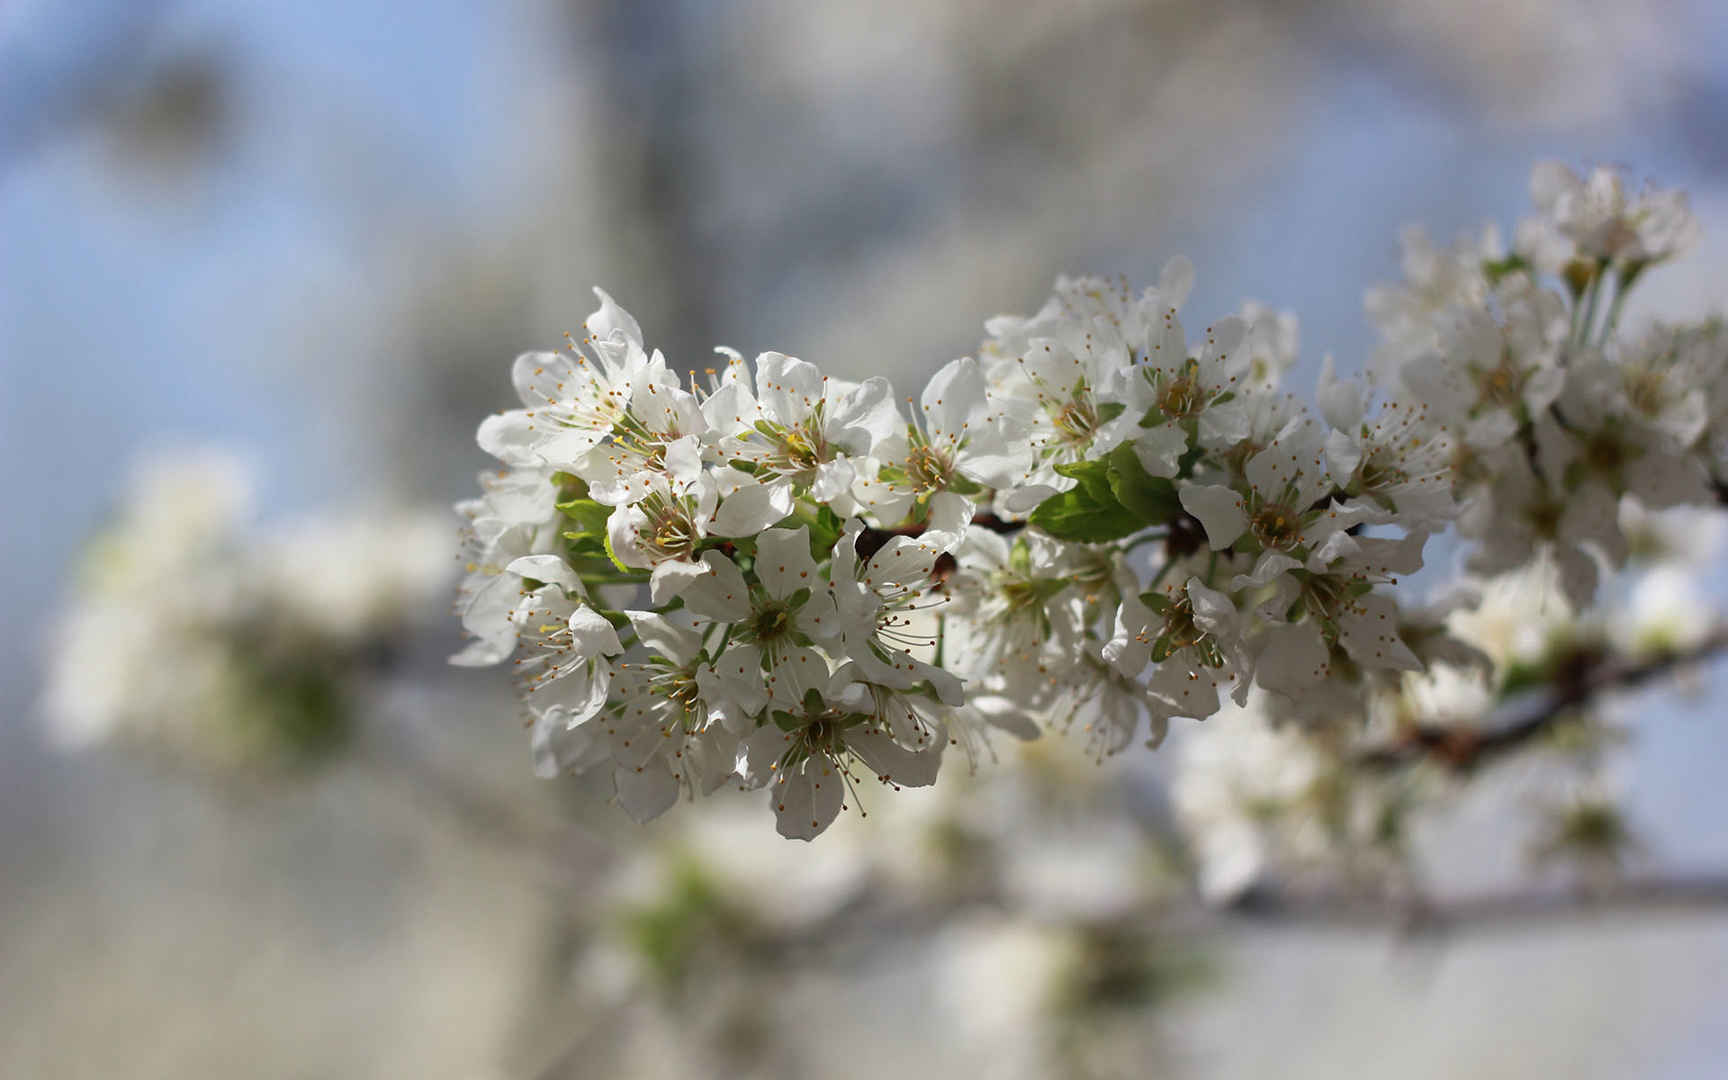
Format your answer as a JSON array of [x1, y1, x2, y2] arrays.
[[42, 447, 453, 769]]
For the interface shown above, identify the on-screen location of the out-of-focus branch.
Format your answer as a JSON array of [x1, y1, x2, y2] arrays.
[[352, 733, 596, 892], [739, 871, 1728, 968], [1356, 627, 1728, 772], [1223, 873, 1728, 935], [359, 627, 1728, 913]]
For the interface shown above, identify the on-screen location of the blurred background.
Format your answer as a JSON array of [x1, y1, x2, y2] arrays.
[[5, 0, 1728, 1076]]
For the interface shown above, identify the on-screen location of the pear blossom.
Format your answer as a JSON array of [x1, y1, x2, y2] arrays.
[[1126, 312, 1252, 478], [504, 554, 624, 724], [1460, 452, 1624, 609], [740, 662, 942, 840], [574, 378, 708, 506], [1364, 223, 1500, 365], [1317, 358, 1458, 528], [1177, 415, 1369, 586], [605, 468, 793, 603], [1238, 300, 1301, 389], [680, 527, 839, 667], [1539, 373, 1712, 510], [828, 521, 963, 704], [1530, 162, 1698, 269], [852, 355, 1015, 533], [711, 351, 901, 505], [943, 528, 1088, 694], [1105, 577, 1250, 732], [984, 333, 1142, 510], [1401, 300, 1565, 449], [1041, 647, 1167, 758], [452, 466, 563, 665], [476, 288, 674, 469]]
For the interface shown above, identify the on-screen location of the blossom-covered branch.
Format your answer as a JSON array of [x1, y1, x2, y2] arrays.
[[452, 161, 1728, 841]]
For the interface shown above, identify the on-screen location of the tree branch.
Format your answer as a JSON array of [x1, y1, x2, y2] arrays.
[[730, 870, 1728, 973], [1222, 873, 1728, 935], [1356, 627, 1728, 772]]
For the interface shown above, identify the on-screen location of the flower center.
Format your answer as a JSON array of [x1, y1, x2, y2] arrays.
[[1622, 368, 1668, 417], [1527, 497, 1564, 539], [777, 424, 824, 471], [1294, 571, 1351, 624], [1250, 502, 1303, 551], [1474, 357, 1526, 408], [905, 441, 952, 491], [1156, 369, 1202, 419], [1583, 429, 1631, 475], [637, 492, 698, 562], [1357, 445, 1411, 495], [647, 660, 706, 732], [1150, 593, 1225, 667], [753, 602, 793, 642], [1050, 394, 1099, 446]]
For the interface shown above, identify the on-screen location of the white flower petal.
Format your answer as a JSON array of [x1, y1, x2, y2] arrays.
[[1179, 484, 1247, 549], [1253, 622, 1328, 698], [680, 551, 752, 623], [624, 610, 703, 665], [647, 558, 709, 605], [1134, 424, 1189, 478], [755, 526, 818, 600], [568, 606, 625, 656], [711, 478, 795, 537], [773, 756, 845, 840], [614, 760, 679, 824], [505, 554, 583, 594]]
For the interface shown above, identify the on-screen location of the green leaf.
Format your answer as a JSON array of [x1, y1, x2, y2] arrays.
[[1053, 458, 1111, 486], [558, 497, 612, 541], [1482, 253, 1531, 285], [552, 471, 590, 500], [806, 504, 845, 560], [1052, 459, 1118, 510], [771, 500, 846, 560], [1176, 445, 1205, 478], [1028, 483, 1141, 543], [1105, 444, 1183, 525]]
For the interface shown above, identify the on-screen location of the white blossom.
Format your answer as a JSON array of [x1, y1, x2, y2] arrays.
[[1530, 161, 1698, 268]]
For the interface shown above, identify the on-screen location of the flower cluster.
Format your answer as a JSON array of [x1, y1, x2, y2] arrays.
[[456, 161, 1728, 840], [43, 448, 453, 769]]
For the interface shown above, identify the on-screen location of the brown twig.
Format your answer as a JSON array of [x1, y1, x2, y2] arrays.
[[853, 510, 1024, 558], [1356, 627, 1728, 771]]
